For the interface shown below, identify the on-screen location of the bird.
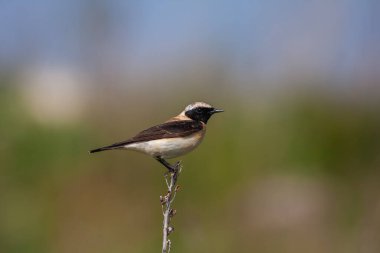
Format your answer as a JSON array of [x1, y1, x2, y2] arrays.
[[89, 102, 223, 171]]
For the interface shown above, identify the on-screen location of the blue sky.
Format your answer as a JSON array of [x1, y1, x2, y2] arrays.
[[0, 0, 378, 86]]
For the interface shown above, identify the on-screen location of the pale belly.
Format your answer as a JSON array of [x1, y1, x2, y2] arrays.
[[124, 131, 205, 159]]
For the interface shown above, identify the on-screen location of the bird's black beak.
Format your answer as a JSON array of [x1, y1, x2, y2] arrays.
[[211, 108, 224, 114]]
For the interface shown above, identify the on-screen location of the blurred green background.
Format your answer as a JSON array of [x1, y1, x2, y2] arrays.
[[1, 1, 380, 253]]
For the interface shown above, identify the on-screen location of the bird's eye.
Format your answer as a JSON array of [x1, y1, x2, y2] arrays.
[[196, 108, 202, 113]]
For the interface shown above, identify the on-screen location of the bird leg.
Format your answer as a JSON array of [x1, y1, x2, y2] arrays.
[[155, 156, 177, 172]]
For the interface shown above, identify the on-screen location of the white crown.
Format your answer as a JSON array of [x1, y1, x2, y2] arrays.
[[184, 102, 212, 112]]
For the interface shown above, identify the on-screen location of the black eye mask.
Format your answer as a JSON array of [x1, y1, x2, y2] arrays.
[[185, 107, 214, 124]]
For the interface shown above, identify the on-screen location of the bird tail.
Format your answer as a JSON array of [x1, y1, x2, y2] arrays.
[[89, 147, 111, 153], [89, 145, 121, 154], [89, 140, 133, 154]]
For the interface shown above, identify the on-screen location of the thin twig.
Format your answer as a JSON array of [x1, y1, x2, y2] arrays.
[[160, 161, 182, 253]]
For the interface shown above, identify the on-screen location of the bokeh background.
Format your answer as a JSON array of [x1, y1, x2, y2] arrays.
[[1, 1, 380, 253]]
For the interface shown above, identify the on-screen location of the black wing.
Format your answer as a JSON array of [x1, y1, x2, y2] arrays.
[[89, 120, 203, 153]]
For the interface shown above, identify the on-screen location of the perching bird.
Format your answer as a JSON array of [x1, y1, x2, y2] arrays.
[[89, 102, 223, 171]]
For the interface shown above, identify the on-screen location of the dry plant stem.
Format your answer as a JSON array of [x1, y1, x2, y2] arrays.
[[161, 161, 182, 253]]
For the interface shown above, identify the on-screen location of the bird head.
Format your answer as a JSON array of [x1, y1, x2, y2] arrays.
[[183, 102, 223, 124]]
